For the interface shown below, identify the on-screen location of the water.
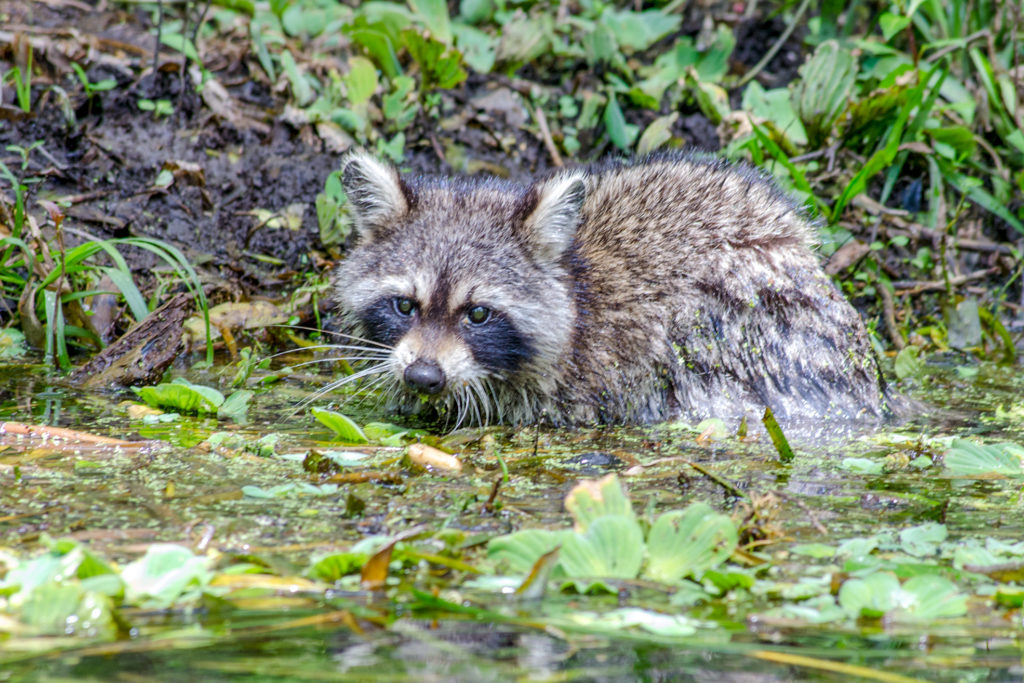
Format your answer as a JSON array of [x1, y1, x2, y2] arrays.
[[2, 357, 1023, 681]]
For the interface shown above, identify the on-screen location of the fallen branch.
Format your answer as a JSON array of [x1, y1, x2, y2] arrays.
[[0, 421, 136, 445], [892, 267, 999, 295]]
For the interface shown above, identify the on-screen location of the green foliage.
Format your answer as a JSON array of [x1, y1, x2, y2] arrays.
[[0, 170, 213, 367], [137, 98, 173, 117], [489, 475, 738, 588], [791, 40, 856, 147], [645, 504, 738, 583], [944, 439, 1024, 477], [121, 544, 213, 607], [311, 407, 369, 443], [838, 572, 966, 621], [315, 170, 353, 246], [2, 44, 33, 113], [70, 63, 116, 98]]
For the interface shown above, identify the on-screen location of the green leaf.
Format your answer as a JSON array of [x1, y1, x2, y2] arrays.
[[217, 390, 253, 422], [839, 571, 966, 621], [601, 8, 681, 53], [790, 543, 836, 559], [832, 76, 923, 221], [879, 13, 911, 42], [309, 552, 370, 581], [99, 266, 149, 322], [20, 582, 116, 637], [564, 474, 635, 531], [946, 171, 1024, 235], [487, 529, 570, 574], [452, 23, 495, 73], [838, 570, 901, 618], [121, 544, 212, 607], [645, 503, 738, 582], [898, 575, 968, 620], [603, 94, 637, 151], [409, 0, 452, 45], [944, 439, 1024, 477], [345, 21, 404, 80], [159, 32, 199, 63], [695, 24, 735, 82], [0, 327, 28, 359], [742, 81, 808, 148], [559, 515, 644, 580], [840, 457, 885, 474], [312, 407, 369, 443], [344, 56, 378, 105], [280, 49, 313, 105], [894, 345, 924, 380], [580, 22, 617, 66], [790, 40, 856, 146], [898, 522, 947, 557], [635, 113, 678, 157], [458, 0, 492, 23], [133, 378, 225, 414]]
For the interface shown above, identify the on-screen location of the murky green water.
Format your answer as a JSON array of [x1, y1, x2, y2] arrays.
[[2, 356, 1023, 681]]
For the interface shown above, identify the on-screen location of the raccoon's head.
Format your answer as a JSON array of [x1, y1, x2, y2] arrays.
[[331, 152, 587, 424]]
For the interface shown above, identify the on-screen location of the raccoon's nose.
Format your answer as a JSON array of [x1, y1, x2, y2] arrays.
[[404, 360, 446, 395]]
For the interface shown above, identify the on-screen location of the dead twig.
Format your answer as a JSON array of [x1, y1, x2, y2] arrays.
[[878, 285, 906, 349], [0, 421, 136, 445], [892, 267, 999, 295], [533, 104, 563, 168]]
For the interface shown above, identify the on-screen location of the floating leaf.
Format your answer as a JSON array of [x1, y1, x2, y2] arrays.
[[309, 552, 370, 582], [218, 389, 253, 422], [645, 503, 738, 582], [945, 439, 1024, 477], [838, 571, 901, 618], [839, 571, 966, 621], [790, 543, 836, 559], [559, 515, 644, 580], [133, 377, 224, 414], [898, 522, 947, 557], [20, 582, 116, 637], [578, 607, 701, 637], [488, 529, 570, 574], [564, 474, 635, 531], [121, 544, 212, 606], [899, 575, 968, 620], [312, 407, 369, 443], [840, 457, 884, 474]]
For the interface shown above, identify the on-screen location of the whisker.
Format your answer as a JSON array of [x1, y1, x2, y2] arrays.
[[261, 343, 392, 363], [289, 363, 391, 415], [285, 355, 391, 372], [268, 324, 394, 350], [469, 386, 483, 428], [472, 379, 491, 426]]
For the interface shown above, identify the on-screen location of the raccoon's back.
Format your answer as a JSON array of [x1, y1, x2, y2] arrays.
[[558, 154, 887, 425]]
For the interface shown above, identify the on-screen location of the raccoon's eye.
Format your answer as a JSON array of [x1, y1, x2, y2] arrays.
[[393, 297, 417, 317], [466, 305, 491, 325]]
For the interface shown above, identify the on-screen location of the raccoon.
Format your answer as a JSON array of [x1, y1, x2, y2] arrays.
[[330, 151, 890, 427]]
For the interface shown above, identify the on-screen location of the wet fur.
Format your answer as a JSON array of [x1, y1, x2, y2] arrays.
[[331, 151, 890, 427]]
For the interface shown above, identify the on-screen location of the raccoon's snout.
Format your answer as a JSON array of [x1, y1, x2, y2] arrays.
[[404, 359, 446, 395]]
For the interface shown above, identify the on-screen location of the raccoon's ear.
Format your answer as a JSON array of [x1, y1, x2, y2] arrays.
[[522, 173, 587, 263], [341, 151, 409, 242]]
